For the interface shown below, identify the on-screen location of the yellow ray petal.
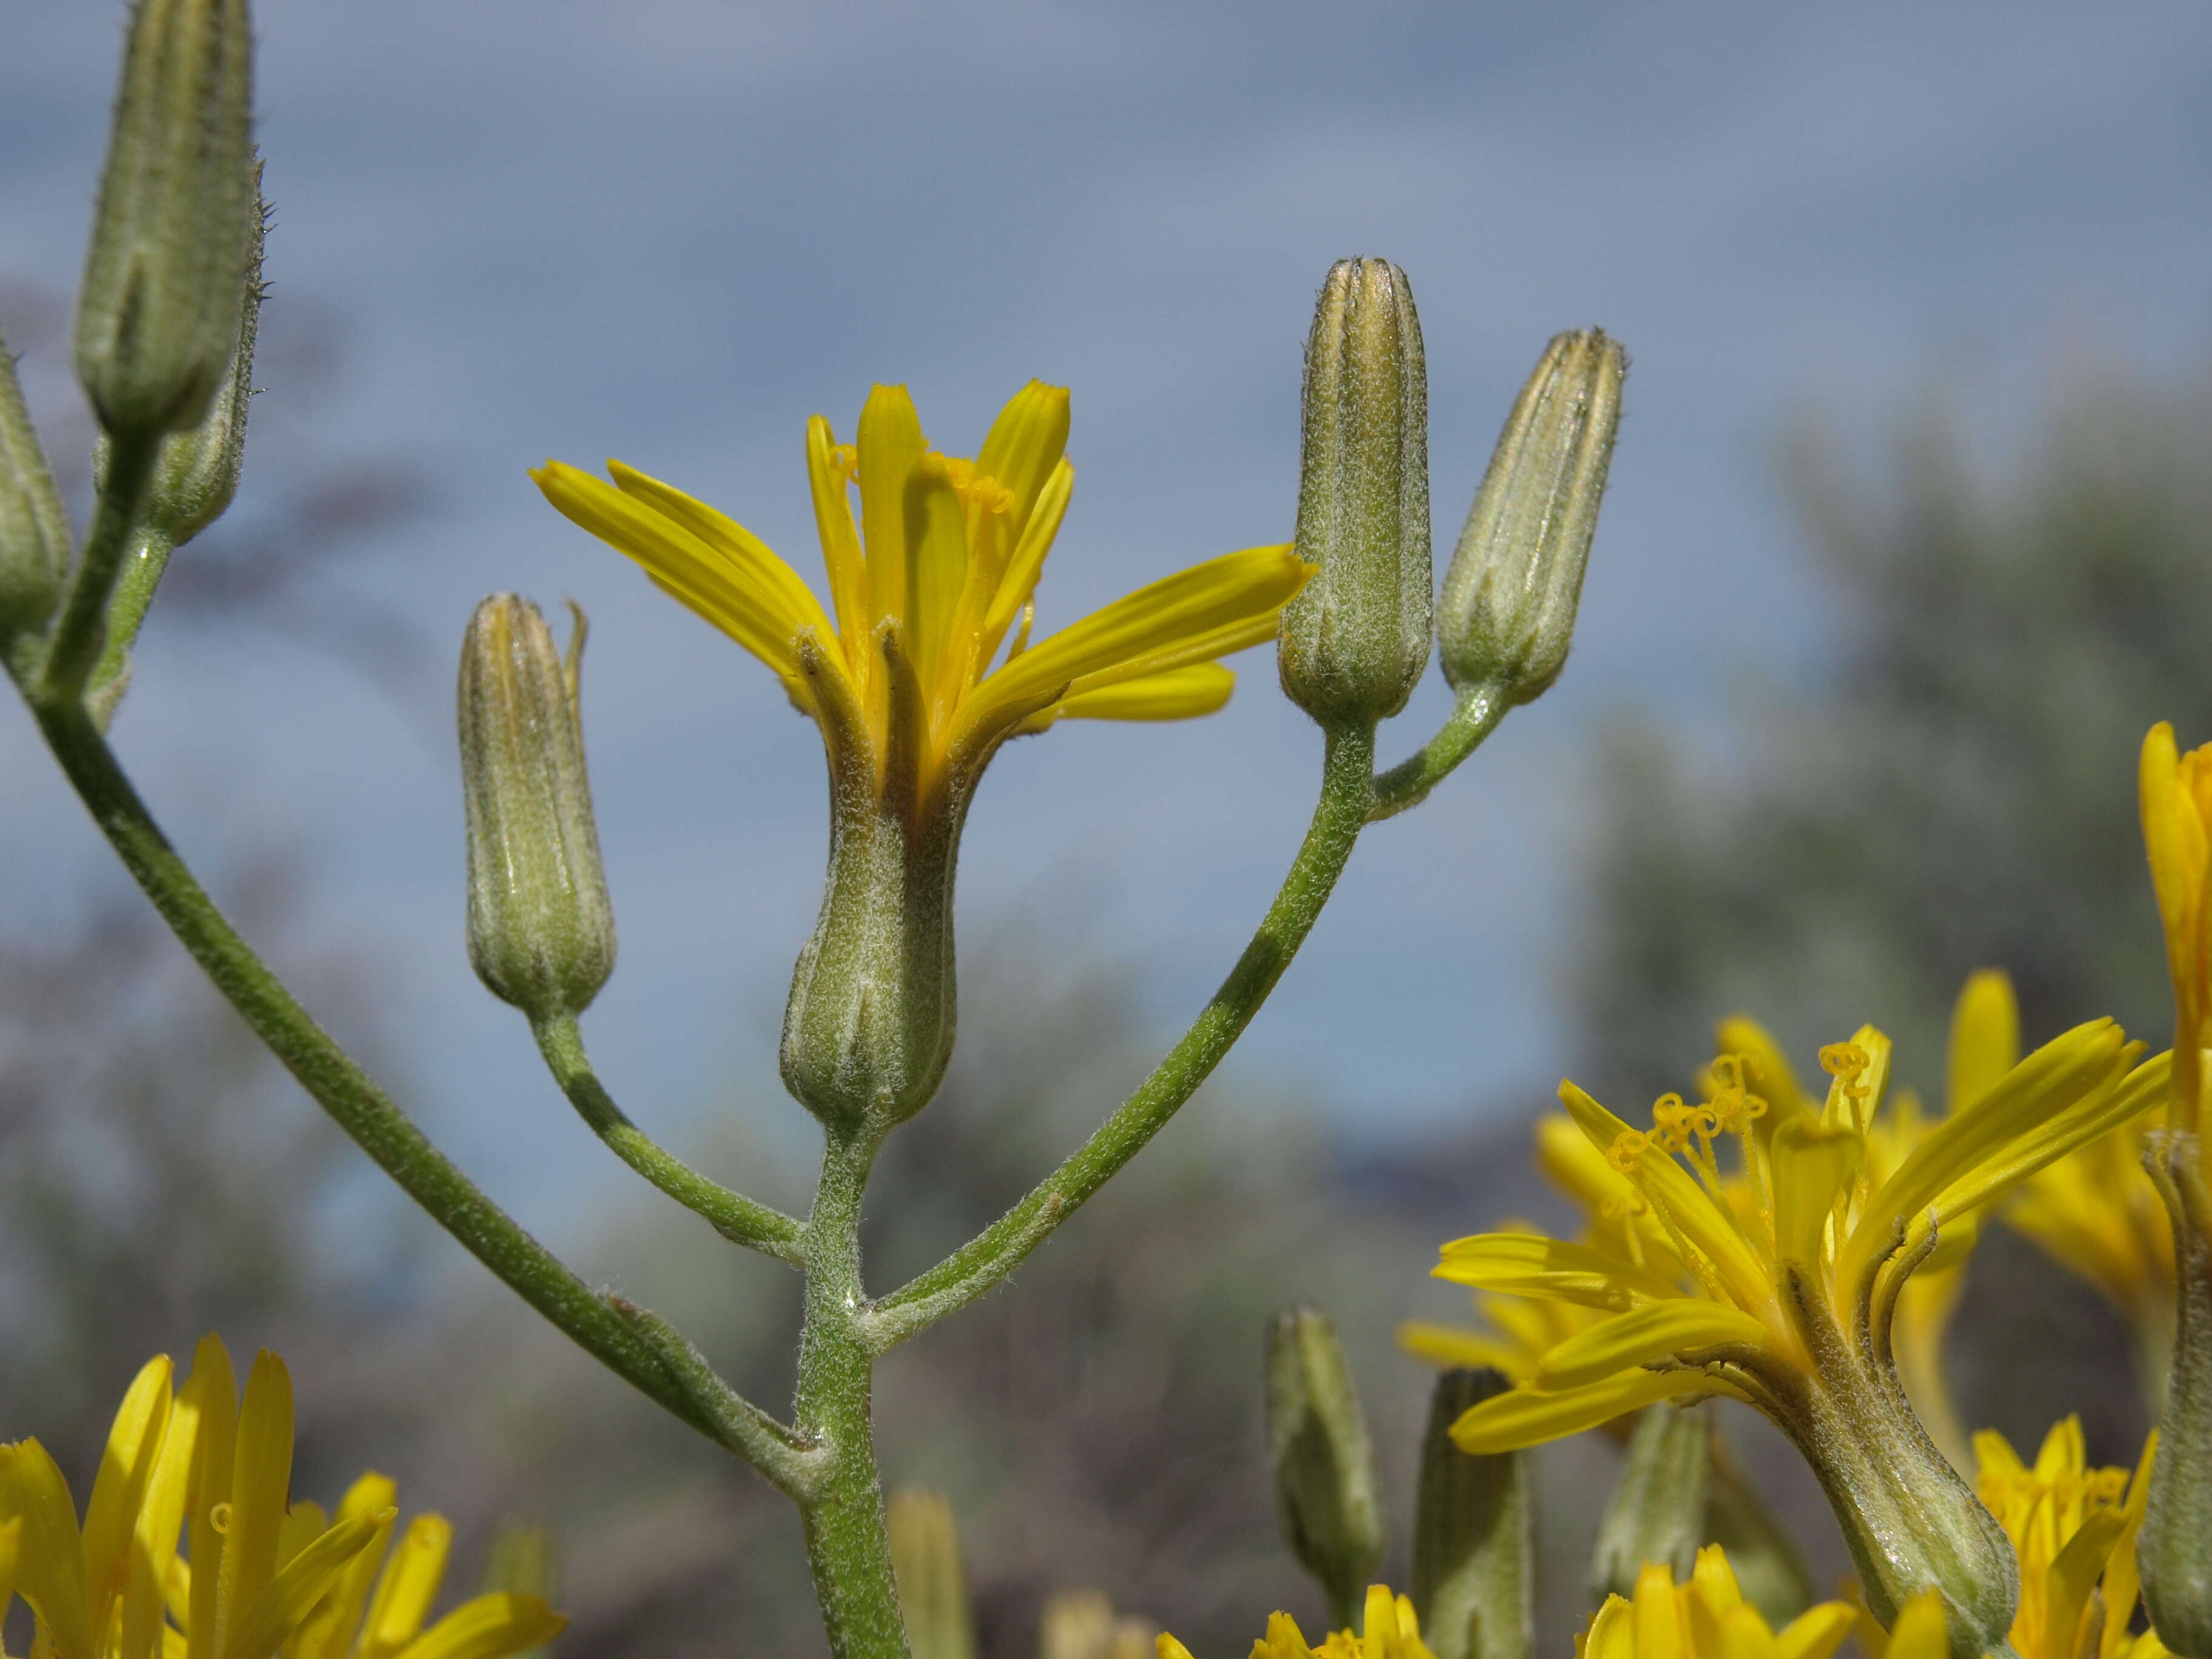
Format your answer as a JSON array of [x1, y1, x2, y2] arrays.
[[0, 1516, 21, 1627], [1771, 1117, 1862, 1271], [532, 461, 815, 674], [390, 1597, 567, 1659], [1394, 1322, 1531, 1376], [286, 1475, 398, 1659], [1448, 1369, 1723, 1454], [901, 453, 970, 708], [1774, 1604, 1856, 1659], [856, 384, 925, 627], [216, 1353, 295, 1659], [1433, 1233, 1676, 1309], [1842, 1021, 2127, 1299], [1922, 1048, 2162, 1232], [1584, 1597, 1634, 1659], [968, 543, 1305, 722], [1881, 1592, 1948, 1659], [974, 380, 1070, 546], [83, 1353, 173, 1644], [606, 460, 834, 638], [186, 1336, 239, 1659], [222, 1510, 391, 1659], [1051, 663, 1236, 723], [1715, 1604, 1779, 1659], [977, 457, 1074, 664], [805, 415, 869, 650], [1948, 972, 2020, 1113], [1535, 1302, 1772, 1390], [357, 1515, 454, 1659], [127, 1358, 206, 1659], [0, 1439, 95, 1659]]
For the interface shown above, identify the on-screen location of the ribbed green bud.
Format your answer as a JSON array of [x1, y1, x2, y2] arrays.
[[0, 334, 71, 645], [888, 1488, 976, 1659], [1437, 329, 1624, 706], [1278, 257, 1431, 729], [1266, 1306, 1386, 1629], [457, 595, 616, 1022], [76, 0, 256, 441], [1412, 1369, 1530, 1659], [1589, 1401, 1712, 1606], [2142, 1133, 2212, 1659], [138, 174, 264, 545]]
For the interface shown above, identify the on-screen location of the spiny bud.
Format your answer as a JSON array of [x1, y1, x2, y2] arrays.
[[1265, 1306, 1386, 1629], [888, 1488, 976, 1659], [458, 595, 615, 1022], [1588, 1400, 1711, 1607], [1438, 329, 1624, 706], [1278, 257, 1431, 729], [76, 0, 256, 441], [0, 335, 72, 643], [1412, 1370, 1531, 1659]]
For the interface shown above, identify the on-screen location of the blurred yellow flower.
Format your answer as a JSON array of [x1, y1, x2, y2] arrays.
[[2006, 1113, 2176, 1344], [535, 381, 1309, 809], [2140, 721, 2212, 1227], [1974, 1417, 2165, 1659], [1574, 1547, 1856, 1659], [0, 1338, 563, 1659], [1158, 1584, 1432, 1659]]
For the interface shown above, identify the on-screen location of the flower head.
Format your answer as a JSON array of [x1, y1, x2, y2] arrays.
[[1577, 1547, 1857, 1659], [534, 381, 1309, 811], [1157, 1584, 1433, 1659], [1974, 1419, 2166, 1659], [0, 1338, 563, 1659]]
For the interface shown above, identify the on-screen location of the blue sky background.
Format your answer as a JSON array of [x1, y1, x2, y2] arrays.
[[4, 2, 2211, 1249]]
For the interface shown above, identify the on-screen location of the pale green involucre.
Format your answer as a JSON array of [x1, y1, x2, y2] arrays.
[[1412, 1369, 1532, 1659], [75, 0, 256, 440], [1265, 1305, 1387, 1626], [0, 335, 72, 642], [1587, 1400, 1712, 1607], [1439, 329, 1624, 706], [458, 595, 616, 1021], [1279, 257, 1432, 728], [2141, 1133, 2212, 1659]]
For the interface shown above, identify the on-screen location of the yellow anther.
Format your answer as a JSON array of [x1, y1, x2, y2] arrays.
[[1607, 1129, 1647, 1173], [942, 456, 976, 491], [209, 1501, 232, 1535], [1600, 1191, 1648, 1222], [829, 443, 859, 481]]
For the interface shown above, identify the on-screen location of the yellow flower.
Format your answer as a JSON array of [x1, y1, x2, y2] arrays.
[[0, 1338, 563, 1659], [2005, 1112, 2176, 1343], [2143, 723, 2212, 1132], [1575, 1547, 1857, 1659], [1437, 1016, 2156, 1654], [534, 381, 1310, 808], [1156, 1584, 1432, 1659], [1974, 1418, 2166, 1659]]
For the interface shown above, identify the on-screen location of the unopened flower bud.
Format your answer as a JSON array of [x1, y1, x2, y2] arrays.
[[458, 595, 615, 1022], [2142, 1133, 2212, 1659], [1266, 1306, 1386, 1628], [0, 335, 71, 643], [1438, 330, 1624, 706], [888, 1489, 976, 1659], [1278, 258, 1432, 728], [139, 176, 264, 546], [1589, 1401, 1711, 1607], [1412, 1370, 1530, 1659], [76, 0, 256, 441]]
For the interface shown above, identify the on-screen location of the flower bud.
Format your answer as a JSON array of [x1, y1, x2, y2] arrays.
[[1589, 1401, 1711, 1607], [75, 0, 256, 441], [2142, 1133, 2212, 1659], [1412, 1369, 1530, 1659], [458, 595, 615, 1022], [139, 175, 264, 546], [888, 1488, 976, 1659], [1278, 258, 1432, 728], [1265, 1306, 1386, 1628], [1438, 330, 1624, 706], [0, 333, 72, 643]]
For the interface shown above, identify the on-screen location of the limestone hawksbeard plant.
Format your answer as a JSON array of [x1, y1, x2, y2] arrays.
[[0, 8, 1635, 1645]]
